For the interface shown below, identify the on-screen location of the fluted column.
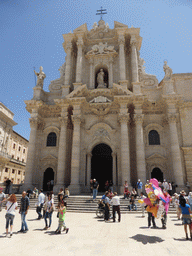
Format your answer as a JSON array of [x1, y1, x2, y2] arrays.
[[62, 42, 72, 96], [23, 117, 38, 190], [109, 58, 113, 88], [130, 37, 139, 83], [119, 114, 130, 188], [89, 59, 94, 89], [70, 109, 81, 194], [118, 35, 126, 81], [86, 153, 92, 187], [76, 37, 83, 83], [168, 114, 184, 186], [112, 152, 117, 186], [134, 114, 146, 183], [54, 116, 68, 192]]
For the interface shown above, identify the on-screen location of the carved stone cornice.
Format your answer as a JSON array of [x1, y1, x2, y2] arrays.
[[134, 114, 144, 124], [181, 147, 192, 154]]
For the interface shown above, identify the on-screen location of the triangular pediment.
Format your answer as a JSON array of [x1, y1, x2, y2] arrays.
[[66, 84, 88, 98], [114, 21, 128, 29], [112, 83, 133, 95], [146, 153, 167, 161], [73, 23, 87, 33], [40, 154, 57, 162]]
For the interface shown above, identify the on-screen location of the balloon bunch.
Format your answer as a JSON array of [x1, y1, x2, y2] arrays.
[[138, 178, 171, 218]]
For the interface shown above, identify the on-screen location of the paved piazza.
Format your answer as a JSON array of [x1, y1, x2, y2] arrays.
[[0, 210, 192, 256]]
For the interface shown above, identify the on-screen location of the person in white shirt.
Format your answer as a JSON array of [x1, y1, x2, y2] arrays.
[[37, 189, 45, 220], [5, 194, 18, 237], [162, 179, 169, 191], [111, 192, 121, 222]]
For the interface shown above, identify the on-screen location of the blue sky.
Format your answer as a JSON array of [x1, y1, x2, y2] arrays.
[[0, 0, 192, 140]]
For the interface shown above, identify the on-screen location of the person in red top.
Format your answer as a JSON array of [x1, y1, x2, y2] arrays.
[[123, 181, 130, 199]]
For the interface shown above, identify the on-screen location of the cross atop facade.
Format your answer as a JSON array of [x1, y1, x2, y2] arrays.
[[96, 7, 107, 20]]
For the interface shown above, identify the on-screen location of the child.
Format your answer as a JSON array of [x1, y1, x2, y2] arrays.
[[55, 200, 69, 234]]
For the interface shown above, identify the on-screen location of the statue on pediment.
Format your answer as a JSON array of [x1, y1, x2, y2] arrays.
[[34, 66, 46, 88], [163, 61, 172, 80]]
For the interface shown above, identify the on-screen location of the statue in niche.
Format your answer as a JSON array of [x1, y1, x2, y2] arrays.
[[97, 69, 106, 88], [163, 61, 172, 80], [34, 66, 46, 88]]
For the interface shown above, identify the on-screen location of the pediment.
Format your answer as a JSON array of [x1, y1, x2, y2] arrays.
[[146, 153, 167, 161], [112, 83, 133, 95], [73, 23, 87, 33], [66, 84, 88, 98], [40, 154, 57, 162], [114, 21, 128, 29]]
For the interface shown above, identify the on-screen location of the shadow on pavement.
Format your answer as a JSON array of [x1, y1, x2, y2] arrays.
[[174, 223, 182, 226], [173, 238, 190, 242], [135, 216, 145, 218], [130, 234, 164, 245], [33, 228, 44, 231]]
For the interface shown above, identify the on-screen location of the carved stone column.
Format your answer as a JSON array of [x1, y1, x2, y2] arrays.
[[118, 114, 130, 190], [89, 59, 94, 89], [168, 114, 184, 187], [86, 152, 92, 187], [70, 107, 81, 194], [109, 58, 113, 88], [54, 113, 68, 193], [112, 152, 117, 186], [76, 37, 83, 83], [130, 36, 139, 83], [22, 117, 38, 190], [118, 35, 126, 82], [134, 114, 146, 183], [62, 42, 72, 96]]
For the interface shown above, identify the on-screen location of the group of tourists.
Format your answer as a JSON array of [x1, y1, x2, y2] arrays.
[[1, 187, 70, 237]]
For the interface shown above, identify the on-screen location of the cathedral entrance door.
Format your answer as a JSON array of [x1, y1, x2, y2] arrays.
[[151, 167, 163, 182], [91, 143, 112, 192], [43, 168, 54, 191]]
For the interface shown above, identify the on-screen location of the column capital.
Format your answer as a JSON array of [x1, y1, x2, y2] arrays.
[[72, 115, 81, 125], [118, 114, 130, 124], [66, 42, 72, 51], [77, 37, 83, 47], [118, 34, 125, 45], [134, 114, 144, 124], [59, 117, 68, 126], [167, 114, 178, 123], [29, 118, 39, 129]]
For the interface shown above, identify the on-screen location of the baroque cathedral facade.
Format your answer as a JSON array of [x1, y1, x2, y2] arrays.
[[23, 20, 192, 193]]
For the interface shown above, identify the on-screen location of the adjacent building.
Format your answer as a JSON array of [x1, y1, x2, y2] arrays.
[[24, 20, 192, 194], [0, 102, 28, 184]]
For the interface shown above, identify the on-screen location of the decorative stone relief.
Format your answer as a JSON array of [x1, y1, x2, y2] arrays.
[[93, 128, 110, 141], [89, 96, 112, 103], [87, 42, 116, 55]]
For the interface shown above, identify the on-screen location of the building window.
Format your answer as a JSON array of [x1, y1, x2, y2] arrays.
[[18, 146, 21, 151], [17, 179, 20, 184], [22, 159, 24, 163], [17, 157, 19, 161], [12, 169, 15, 174], [5, 168, 8, 173], [12, 155, 14, 159], [148, 130, 160, 145], [18, 170, 21, 175], [13, 143, 16, 149], [23, 149, 25, 153], [46, 132, 57, 147]]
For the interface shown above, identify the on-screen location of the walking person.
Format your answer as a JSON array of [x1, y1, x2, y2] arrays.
[[44, 194, 54, 230], [148, 212, 156, 228], [55, 200, 69, 234], [0, 188, 6, 211], [92, 179, 99, 201], [179, 197, 192, 240], [137, 179, 143, 197], [104, 192, 110, 222], [111, 192, 121, 222], [5, 194, 18, 237], [36, 189, 45, 219], [18, 191, 29, 233]]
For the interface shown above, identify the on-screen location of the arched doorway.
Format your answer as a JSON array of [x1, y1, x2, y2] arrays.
[[43, 168, 54, 191], [151, 167, 163, 182], [91, 143, 112, 192]]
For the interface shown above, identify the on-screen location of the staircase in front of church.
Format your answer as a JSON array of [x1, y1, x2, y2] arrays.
[[12, 194, 176, 214]]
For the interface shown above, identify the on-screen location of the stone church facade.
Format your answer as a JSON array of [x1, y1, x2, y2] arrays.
[[24, 20, 192, 194]]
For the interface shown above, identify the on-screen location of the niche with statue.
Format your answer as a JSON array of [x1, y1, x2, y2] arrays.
[[95, 67, 108, 89]]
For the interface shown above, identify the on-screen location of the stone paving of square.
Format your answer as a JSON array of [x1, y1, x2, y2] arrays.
[[0, 209, 192, 256]]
